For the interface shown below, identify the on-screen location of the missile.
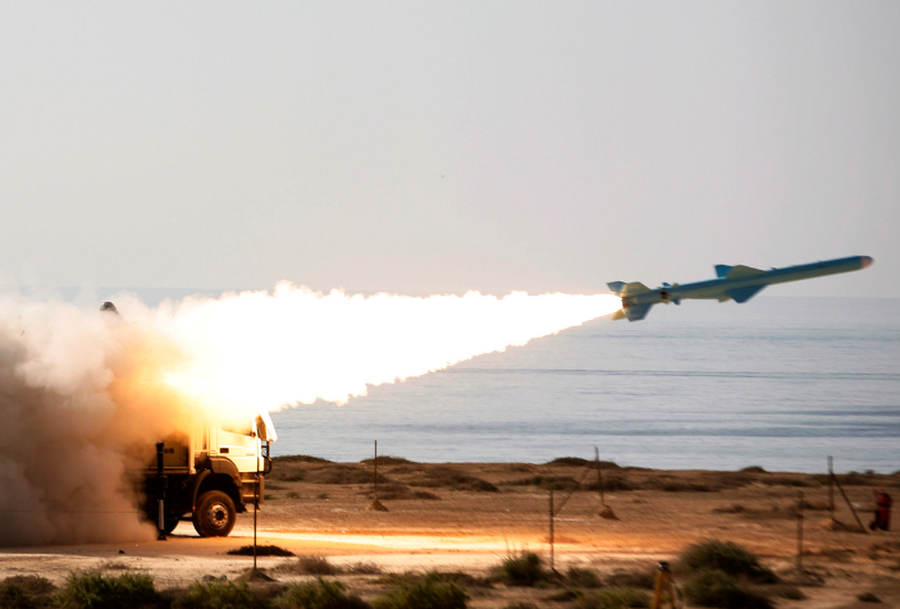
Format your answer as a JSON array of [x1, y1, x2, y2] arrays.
[[608, 255, 873, 321]]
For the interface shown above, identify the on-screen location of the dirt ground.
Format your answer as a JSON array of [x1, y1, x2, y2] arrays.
[[1, 458, 898, 608]]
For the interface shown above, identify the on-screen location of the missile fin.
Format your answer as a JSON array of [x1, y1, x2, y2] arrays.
[[725, 265, 765, 279], [715, 265, 732, 278], [726, 285, 766, 303], [624, 304, 653, 321], [607, 281, 626, 295], [620, 282, 652, 297]]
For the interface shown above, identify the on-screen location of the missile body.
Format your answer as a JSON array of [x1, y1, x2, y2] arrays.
[[608, 255, 873, 321]]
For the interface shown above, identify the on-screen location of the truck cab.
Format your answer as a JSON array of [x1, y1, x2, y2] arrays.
[[145, 412, 276, 537]]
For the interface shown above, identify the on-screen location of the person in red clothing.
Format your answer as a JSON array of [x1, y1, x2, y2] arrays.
[[870, 489, 892, 531]]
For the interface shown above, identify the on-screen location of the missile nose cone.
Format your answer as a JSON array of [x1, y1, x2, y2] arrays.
[[861, 256, 874, 269]]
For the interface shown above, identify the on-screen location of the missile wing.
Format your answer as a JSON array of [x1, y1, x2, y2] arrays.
[[608, 255, 873, 321]]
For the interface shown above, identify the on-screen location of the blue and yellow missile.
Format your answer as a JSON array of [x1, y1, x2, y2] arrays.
[[608, 255, 873, 321]]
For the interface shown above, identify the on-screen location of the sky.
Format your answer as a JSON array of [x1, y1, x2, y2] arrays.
[[1, 2, 897, 299]]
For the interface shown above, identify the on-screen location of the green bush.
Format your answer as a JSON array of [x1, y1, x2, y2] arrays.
[[276, 578, 369, 609], [494, 552, 549, 587], [677, 540, 777, 583], [576, 586, 649, 609], [173, 580, 269, 609], [682, 570, 772, 609], [0, 575, 56, 609], [372, 573, 467, 609], [56, 571, 160, 609]]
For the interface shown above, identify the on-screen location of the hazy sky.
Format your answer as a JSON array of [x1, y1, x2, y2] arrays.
[[1, 2, 897, 298]]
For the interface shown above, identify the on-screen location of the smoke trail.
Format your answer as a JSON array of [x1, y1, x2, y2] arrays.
[[155, 284, 622, 418], [0, 285, 619, 545]]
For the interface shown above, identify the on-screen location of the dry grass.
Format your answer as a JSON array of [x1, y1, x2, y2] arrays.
[[407, 466, 499, 493]]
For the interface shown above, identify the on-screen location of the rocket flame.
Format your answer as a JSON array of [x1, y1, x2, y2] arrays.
[[0, 284, 619, 545], [155, 283, 621, 419]]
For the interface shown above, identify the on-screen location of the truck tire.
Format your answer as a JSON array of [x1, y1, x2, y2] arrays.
[[193, 491, 236, 537]]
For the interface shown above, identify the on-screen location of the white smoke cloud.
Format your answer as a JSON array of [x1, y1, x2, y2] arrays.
[[0, 285, 620, 545], [154, 284, 621, 417]]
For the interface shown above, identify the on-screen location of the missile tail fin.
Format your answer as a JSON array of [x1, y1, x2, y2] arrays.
[[607, 281, 626, 295], [725, 265, 765, 279], [726, 285, 766, 303], [624, 304, 653, 321], [715, 265, 732, 278], [620, 282, 652, 297]]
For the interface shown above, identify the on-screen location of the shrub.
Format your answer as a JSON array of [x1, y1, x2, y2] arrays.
[[546, 457, 591, 467], [408, 467, 498, 492], [276, 578, 370, 609], [378, 571, 484, 589], [651, 479, 713, 493], [760, 476, 816, 488], [857, 591, 881, 603], [269, 463, 306, 482], [273, 455, 332, 464], [343, 562, 382, 575], [711, 473, 755, 490], [310, 465, 388, 485], [565, 567, 602, 588], [546, 457, 620, 469], [173, 580, 268, 609], [677, 540, 777, 583], [0, 575, 55, 609], [372, 573, 467, 609], [682, 570, 772, 609], [279, 556, 342, 576], [56, 571, 160, 609], [503, 475, 581, 491], [739, 466, 766, 474], [835, 472, 879, 486], [588, 476, 636, 492], [604, 570, 655, 590], [372, 483, 440, 501], [359, 456, 413, 466], [494, 552, 549, 587], [771, 585, 805, 600], [576, 586, 649, 609]]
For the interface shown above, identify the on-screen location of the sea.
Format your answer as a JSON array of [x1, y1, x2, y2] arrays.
[[269, 297, 900, 474]]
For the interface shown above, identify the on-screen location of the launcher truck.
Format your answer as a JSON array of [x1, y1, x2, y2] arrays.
[[142, 413, 277, 537], [100, 301, 277, 538]]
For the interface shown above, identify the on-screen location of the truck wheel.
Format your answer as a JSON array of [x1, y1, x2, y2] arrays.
[[193, 491, 236, 537]]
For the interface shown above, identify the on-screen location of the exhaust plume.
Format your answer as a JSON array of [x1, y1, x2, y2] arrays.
[[0, 284, 619, 545]]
